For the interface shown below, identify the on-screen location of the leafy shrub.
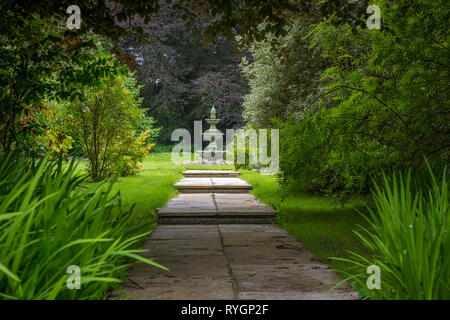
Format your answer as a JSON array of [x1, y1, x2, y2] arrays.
[[334, 166, 449, 299], [277, 109, 387, 197], [60, 73, 157, 181], [0, 155, 165, 299], [109, 129, 155, 176], [232, 128, 272, 171], [38, 128, 74, 158], [233, 135, 260, 171], [243, 2, 449, 197]]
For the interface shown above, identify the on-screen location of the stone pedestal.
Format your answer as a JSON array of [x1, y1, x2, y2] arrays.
[[191, 107, 230, 165]]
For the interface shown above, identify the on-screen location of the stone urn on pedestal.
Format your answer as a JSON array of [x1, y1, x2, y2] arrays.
[[198, 107, 227, 163]]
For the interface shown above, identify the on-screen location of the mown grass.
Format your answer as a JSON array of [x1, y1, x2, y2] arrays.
[[111, 154, 183, 230], [239, 170, 372, 277]]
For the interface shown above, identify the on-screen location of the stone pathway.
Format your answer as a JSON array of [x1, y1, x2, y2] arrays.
[[159, 170, 275, 224], [115, 170, 356, 300]]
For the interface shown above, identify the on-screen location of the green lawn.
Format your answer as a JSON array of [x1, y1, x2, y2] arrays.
[[110, 154, 183, 231], [108, 154, 370, 281]]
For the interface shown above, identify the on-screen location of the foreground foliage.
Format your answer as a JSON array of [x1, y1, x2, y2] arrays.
[[335, 167, 449, 299], [0, 155, 164, 299], [44, 73, 157, 181]]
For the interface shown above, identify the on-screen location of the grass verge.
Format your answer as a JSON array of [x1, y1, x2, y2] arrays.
[[239, 170, 372, 278], [110, 154, 183, 232]]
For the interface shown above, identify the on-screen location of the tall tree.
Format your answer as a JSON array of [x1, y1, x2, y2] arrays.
[[118, 2, 249, 144]]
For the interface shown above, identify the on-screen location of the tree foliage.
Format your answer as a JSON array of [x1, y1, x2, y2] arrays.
[[241, 14, 328, 127], [118, 3, 249, 144], [62, 74, 155, 181], [0, 10, 123, 153], [242, 0, 450, 196], [0, 0, 373, 152]]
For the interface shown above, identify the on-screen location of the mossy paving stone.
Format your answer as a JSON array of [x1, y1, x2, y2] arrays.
[[158, 193, 275, 220], [214, 193, 276, 216], [149, 225, 220, 240], [117, 278, 235, 300]]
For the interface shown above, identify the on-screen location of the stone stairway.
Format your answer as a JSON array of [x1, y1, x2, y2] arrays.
[[119, 170, 357, 300], [158, 170, 276, 224]]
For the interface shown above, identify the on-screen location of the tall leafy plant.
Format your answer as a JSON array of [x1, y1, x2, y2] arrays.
[[0, 155, 165, 299], [65, 73, 154, 181], [333, 166, 449, 299]]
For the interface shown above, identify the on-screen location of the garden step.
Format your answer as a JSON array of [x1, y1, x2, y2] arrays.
[[183, 170, 239, 178], [159, 216, 274, 224], [158, 193, 275, 224], [174, 177, 252, 193], [214, 193, 276, 216]]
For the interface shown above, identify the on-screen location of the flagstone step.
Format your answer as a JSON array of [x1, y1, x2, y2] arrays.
[[174, 177, 252, 193], [159, 216, 274, 224], [158, 193, 276, 224], [183, 170, 240, 178]]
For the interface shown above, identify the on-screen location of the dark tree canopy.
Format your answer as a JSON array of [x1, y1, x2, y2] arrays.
[[117, 2, 249, 144], [2, 1, 370, 46]]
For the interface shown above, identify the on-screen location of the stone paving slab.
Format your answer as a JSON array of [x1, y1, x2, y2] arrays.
[[219, 224, 286, 233], [183, 170, 239, 177], [183, 160, 234, 166], [158, 193, 276, 221], [238, 291, 358, 300], [215, 193, 276, 216], [221, 232, 294, 247], [120, 278, 235, 300], [116, 225, 357, 300], [159, 216, 274, 224], [142, 238, 223, 257], [149, 225, 220, 240], [158, 193, 216, 216], [175, 177, 213, 188], [174, 177, 252, 193], [211, 177, 252, 189]]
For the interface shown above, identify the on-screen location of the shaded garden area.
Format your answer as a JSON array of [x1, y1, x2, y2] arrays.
[[1, 1, 449, 300]]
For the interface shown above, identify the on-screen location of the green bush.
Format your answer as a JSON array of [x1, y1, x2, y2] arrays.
[[0, 155, 165, 299], [277, 110, 386, 197], [232, 127, 275, 172], [334, 166, 449, 299], [109, 129, 155, 177], [243, 1, 449, 197], [44, 85, 159, 179]]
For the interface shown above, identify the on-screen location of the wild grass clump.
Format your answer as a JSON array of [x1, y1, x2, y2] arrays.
[[0, 155, 165, 300], [334, 166, 449, 299]]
